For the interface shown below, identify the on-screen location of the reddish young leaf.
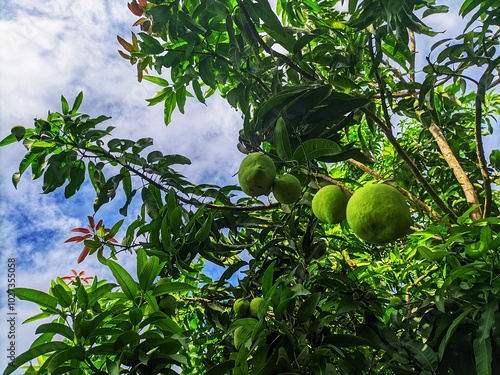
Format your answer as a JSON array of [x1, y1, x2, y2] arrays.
[[78, 247, 91, 264], [64, 235, 92, 243], [109, 238, 119, 243], [71, 227, 91, 234], [128, 1, 144, 16], [88, 216, 95, 231], [96, 219, 103, 230], [137, 0, 147, 8]]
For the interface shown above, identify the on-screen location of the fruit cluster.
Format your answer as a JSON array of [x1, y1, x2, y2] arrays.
[[238, 152, 302, 204]]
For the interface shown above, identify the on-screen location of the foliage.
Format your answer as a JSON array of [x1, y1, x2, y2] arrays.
[[2, 0, 500, 374]]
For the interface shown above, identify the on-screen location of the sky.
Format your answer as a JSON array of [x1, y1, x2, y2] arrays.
[[0, 0, 498, 373]]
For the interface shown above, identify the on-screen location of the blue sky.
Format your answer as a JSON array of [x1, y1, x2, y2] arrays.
[[0, 0, 498, 372]]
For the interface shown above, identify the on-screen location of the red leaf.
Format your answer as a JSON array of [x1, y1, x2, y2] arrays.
[[61, 276, 73, 281], [71, 227, 91, 234], [78, 247, 91, 264], [64, 235, 91, 243], [128, 1, 143, 16], [96, 219, 103, 230], [109, 238, 119, 243], [88, 216, 95, 231], [137, 0, 147, 8]]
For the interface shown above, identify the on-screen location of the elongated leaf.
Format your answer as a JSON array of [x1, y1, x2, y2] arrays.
[[106, 260, 138, 300], [297, 292, 321, 323], [51, 284, 72, 308], [3, 342, 68, 375], [262, 261, 276, 297], [87, 283, 117, 308], [14, 288, 59, 310], [274, 117, 292, 160], [401, 340, 438, 371], [138, 255, 161, 291], [205, 360, 235, 375], [473, 337, 492, 375], [293, 138, 341, 164], [477, 298, 499, 342], [35, 323, 74, 341], [153, 282, 197, 296], [438, 308, 473, 360], [47, 346, 86, 373]]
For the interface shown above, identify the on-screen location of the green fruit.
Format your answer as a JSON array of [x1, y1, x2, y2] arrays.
[[249, 297, 265, 318], [346, 184, 411, 244], [272, 174, 302, 204], [159, 294, 177, 316], [233, 298, 250, 316], [238, 153, 276, 196], [234, 326, 250, 349], [389, 296, 404, 309], [312, 185, 351, 224]]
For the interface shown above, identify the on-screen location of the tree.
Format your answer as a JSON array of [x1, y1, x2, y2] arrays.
[[2, 0, 500, 374]]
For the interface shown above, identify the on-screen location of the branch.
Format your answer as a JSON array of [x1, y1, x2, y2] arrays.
[[310, 172, 355, 195], [235, 0, 316, 81], [347, 158, 443, 222], [474, 84, 492, 217], [409, 29, 416, 84], [428, 121, 482, 220]]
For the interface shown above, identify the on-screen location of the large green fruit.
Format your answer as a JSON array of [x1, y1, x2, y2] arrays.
[[272, 174, 302, 204], [249, 297, 265, 318], [312, 185, 351, 224], [346, 184, 411, 244], [159, 294, 177, 316], [233, 298, 250, 316], [238, 153, 276, 196]]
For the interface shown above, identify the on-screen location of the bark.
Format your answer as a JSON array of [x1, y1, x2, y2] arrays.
[[428, 121, 482, 220]]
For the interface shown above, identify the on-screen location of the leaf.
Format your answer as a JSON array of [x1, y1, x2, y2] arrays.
[[205, 361, 235, 375], [14, 288, 59, 311], [3, 342, 68, 375], [274, 117, 293, 160], [293, 138, 342, 165], [473, 337, 492, 375], [47, 346, 86, 373], [51, 284, 72, 308], [262, 260, 276, 297], [297, 292, 321, 323], [477, 298, 499, 342], [71, 91, 84, 113], [35, 323, 74, 341], [153, 282, 197, 296], [106, 260, 138, 300], [401, 339, 438, 371], [438, 308, 473, 360], [138, 255, 161, 292], [0, 133, 18, 147]]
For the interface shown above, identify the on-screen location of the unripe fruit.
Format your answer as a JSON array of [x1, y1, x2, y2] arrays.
[[158, 294, 176, 316], [389, 296, 403, 309], [234, 326, 251, 348], [312, 185, 351, 224], [249, 297, 265, 318], [238, 153, 276, 196], [272, 174, 302, 204], [233, 298, 250, 316], [346, 184, 411, 244]]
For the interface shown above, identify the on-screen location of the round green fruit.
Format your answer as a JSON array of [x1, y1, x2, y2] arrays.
[[312, 185, 351, 224], [272, 174, 302, 204], [346, 184, 411, 244], [249, 297, 265, 318], [238, 153, 276, 197], [233, 298, 250, 316], [389, 296, 404, 309], [159, 294, 177, 316]]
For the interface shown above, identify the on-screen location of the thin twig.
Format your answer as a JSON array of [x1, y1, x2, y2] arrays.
[[310, 172, 355, 194]]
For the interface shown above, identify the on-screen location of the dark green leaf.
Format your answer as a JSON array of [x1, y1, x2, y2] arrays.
[[106, 260, 138, 300]]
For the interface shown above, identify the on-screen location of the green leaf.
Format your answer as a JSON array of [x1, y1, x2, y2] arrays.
[[401, 339, 438, 371], [106, 260, 138, 300], [293, 138, 342, 165], [138, 255, 161, 292], [87, 283, 117, 308], [35, 323, 74, 341], [477, 298, 499, 342], [153, 282, 197, 296], [297, 292, 321, 324], [47, 346, 86, 373], [14, 288, 59, 311], [142, 75, 170, 86], [50, 284, 72, 308], [473, 337, 492, 375], [71, 91, 84, 113], [61, 95, 70, 114], [274, 117, 292, 160], [438, 308, 474, 360], [3, 342, 68, 375], [262, 260, 276, 297], [205, 361, 235, 375], [0, 133, 18, 147]]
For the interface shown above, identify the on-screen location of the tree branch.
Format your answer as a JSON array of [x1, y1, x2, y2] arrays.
[[347, 158, 443, 222], [428, 121, 482, 220], [310, 172, 355, 195]]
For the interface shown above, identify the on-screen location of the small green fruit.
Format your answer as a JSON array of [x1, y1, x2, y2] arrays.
[[233, 298, 250, 316], [159, 294, 177, 316], [312, 185, 351, 224], [249, 297, 265, 318], [389, 296, 403, 309], [272, 174, 302, 204], [346, 184, 411, 244], [238, 153, 276, 196]]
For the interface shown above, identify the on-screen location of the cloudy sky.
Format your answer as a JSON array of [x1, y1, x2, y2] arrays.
[[0, 0, 497, 372]]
